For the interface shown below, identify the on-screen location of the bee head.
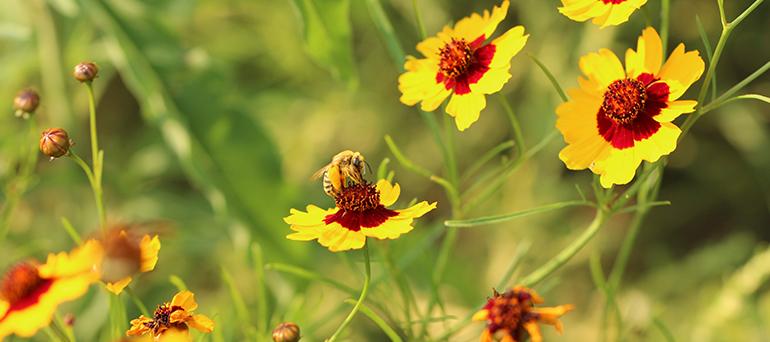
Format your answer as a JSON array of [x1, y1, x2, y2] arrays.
[[352, 154, 364, 171]]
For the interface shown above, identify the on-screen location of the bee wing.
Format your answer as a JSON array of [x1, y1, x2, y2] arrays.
[[311, 164, 331, 180]]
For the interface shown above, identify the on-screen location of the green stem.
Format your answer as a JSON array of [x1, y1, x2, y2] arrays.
[[84, 83, 105, 227], [125, 287, 150, 317], [0, 119, 38, 241], [411, 0, 426, 39], [345, 300, 404, 342], [520, 210, 608, 286], [661, 0, 670, 55], [699, 60, 770, 115], [68, 152, 104, 228], [498, 96, 526, 157], [327, 244, 371, 342]]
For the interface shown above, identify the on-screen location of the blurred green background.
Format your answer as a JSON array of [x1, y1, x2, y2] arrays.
[[0, 0, 768, 340]]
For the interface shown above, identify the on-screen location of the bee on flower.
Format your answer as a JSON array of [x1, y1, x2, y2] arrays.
[[398, 0, 528, 131], [556, 27, 704, 187], [0, 241, 103, 338], [94, 225, 161, 295], [473, 286, 574, 342], [559, 0, 647, 28], [126, 290, 214, 341]]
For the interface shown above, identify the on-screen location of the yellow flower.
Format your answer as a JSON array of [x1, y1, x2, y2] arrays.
[[558, 0, 647, 28], [285, 179, 436, 252], [473, 286, 574, 342], [398, 0, 528, 131], [127, 290, 214, 341], [97, 227, 161, 295], [556, 27, 704, 188], [0, 241, 103, 338]]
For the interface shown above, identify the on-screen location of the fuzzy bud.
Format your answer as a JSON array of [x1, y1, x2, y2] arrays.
[[13, 89, 40, 118], [40, 128, 72, 159], [272, 322, 300, 342], [73, 62, 99, 83]]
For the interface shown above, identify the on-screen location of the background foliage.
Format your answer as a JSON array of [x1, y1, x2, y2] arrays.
[[0, 0, 768, 340]]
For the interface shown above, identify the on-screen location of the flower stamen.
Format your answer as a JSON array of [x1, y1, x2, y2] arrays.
[[333, 183, 381, 212], [0, 263, 45, 306], [601, 78, 647, 125], [439, 38, 473, 79]]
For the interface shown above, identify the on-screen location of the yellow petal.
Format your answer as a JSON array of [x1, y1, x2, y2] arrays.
[[139, 235, 161, 272], [633, 122, 681, 163], [416, 26, 454, 58], [487, 26, 528, 70], [593, 148, 641, 188], [625, 27, 662, 78], [555, 87, 603, 144], [158, 327, 192, 342], [376, 179, 401, 207], [558, 135, 612, 171], [318, 225, 366, 252], [523, 321, 543, 342], [171, 290, 198, 312], [106, 277, 133, 295], [284, 205, 335, 226], [579, 48, 625, 89], [558, 0, 609, 23], [656, 100, 696, 122], [472, 309, 489, 321], [38, 239, 103, 278], [187, 314, 215, 333], [658, 43, 705, 100], [395, 201, 437, 219], [398, 57, 450, 111], [453, 0, 509, 41], [597, 0, 646, 28], [446, 92, 487, 131]]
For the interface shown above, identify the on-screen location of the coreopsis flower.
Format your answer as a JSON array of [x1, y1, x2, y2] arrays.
[[556, 27, 704, 188], [0, 241, 103, 338], [473, 287, 574, 342], [127, 290, 214, 341], [558, 0, 647, 28], [285, 180, 436, 252], [398, 0, 528, 131], [97, 228, 161, 295]]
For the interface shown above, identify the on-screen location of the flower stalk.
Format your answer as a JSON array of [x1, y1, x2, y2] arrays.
[[327, 243, 371, 342]]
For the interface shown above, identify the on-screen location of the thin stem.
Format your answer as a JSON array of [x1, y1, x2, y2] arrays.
[[125, 287, 150, 317], [0, 119, 38, 241], [85, 83, 105, 227], [717, 0, 727, 27], [327, 244, 371, 342], [660, 0, 670, 55], [498, 95, 526, 156], [345, 299, 404, 342], [68, 152, 105, 227], [700, 60, 770, 115], [411, 0, 426, 40], [519, 210, 608, 286]]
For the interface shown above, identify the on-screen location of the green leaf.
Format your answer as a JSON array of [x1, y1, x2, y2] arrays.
[[291, 0, 358, 87]]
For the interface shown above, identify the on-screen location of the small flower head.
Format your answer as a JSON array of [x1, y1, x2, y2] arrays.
[[272, 322, 301, 342], [0, 241, 103, 338], [473, 287, 574, 342], [73, 62, 99, 83], [556, 27, 705, 187], [559, 0, 647, 28], [127, 290, 214, 340], [13, 89, 40, 118], [96, 226, 161, 295], [39, 128, 73, 159], [398, 0, 529, 131], [285, 179, 436, 252]]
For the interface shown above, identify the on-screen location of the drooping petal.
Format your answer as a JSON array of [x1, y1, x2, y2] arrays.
[[579, 48, 625, 89], [139, 235, 161, 272], [656, 100, 696, 122], [592, 148, 641, 188], [317, 225, 366, 252], [523, 321, 543, 342], [558, 0, 611, 22], [446, 92, 487, 131], [658, 43, 705, 100], [105, 277, 132, 295], [453, 0, 510, 42], [625, 27, 663, 78], [187, 314, 215, 333], [376, 180, 401, 207]]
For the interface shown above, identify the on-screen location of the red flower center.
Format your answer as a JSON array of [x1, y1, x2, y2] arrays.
[[324, 183, 398, 232], [482, 289, 535, 335], [596, 73, 670, 149], [601, 78, 647, 125], [435, 36, 496, 95], [1, 263, 45, 305], [439, 38, 473, 79], [602, 0, 627, 4], [146, 303, 185, 335]]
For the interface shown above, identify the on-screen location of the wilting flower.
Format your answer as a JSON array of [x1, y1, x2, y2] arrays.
[[473, 287, 574, 342], [285, 179, 436, 252], [398, 0, 528, 131], [0, 241, 103, 338], [556, 27, 704, 188], [96, 227, 161, 295], [558, 0, 647, 28], [127, 290, 214, 341]]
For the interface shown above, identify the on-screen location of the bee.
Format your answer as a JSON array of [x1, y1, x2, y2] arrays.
[[312, 150, 367, 197]]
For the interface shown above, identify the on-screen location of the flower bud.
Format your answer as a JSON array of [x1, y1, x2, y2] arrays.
[[40, 128, 72, 159], [272, 322, 300, 342], [73, 62, 99, 83], [13, 89, 40, 118]]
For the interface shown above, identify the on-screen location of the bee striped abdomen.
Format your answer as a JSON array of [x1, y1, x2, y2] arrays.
[[322, 171, 335, 197]]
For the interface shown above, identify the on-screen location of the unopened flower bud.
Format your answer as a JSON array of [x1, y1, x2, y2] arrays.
[[272, 322, 300, 342], [40, 128, 72, 159], [13, 89, 40, 118], [73, 62, 99, 82], [63, 313, 76, 326]]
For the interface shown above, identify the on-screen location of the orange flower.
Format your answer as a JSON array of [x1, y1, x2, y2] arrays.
[[97, 227, 161, 295], [127, 290, 214, 341], [398, 0, 528, 131], [285, 180, 436, 252], [0, 241, 103, 338], [473, 287, 574, 342]]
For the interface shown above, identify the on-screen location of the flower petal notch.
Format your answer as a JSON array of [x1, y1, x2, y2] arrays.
[[285, 179, 436, 252], [556, 27, 704, 188], [0, 241, 103, 339], [127, 290, 214, 341], [398, 0, 528, 131], [559, 0, 648, 28], [474, 286, 574, 342]]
